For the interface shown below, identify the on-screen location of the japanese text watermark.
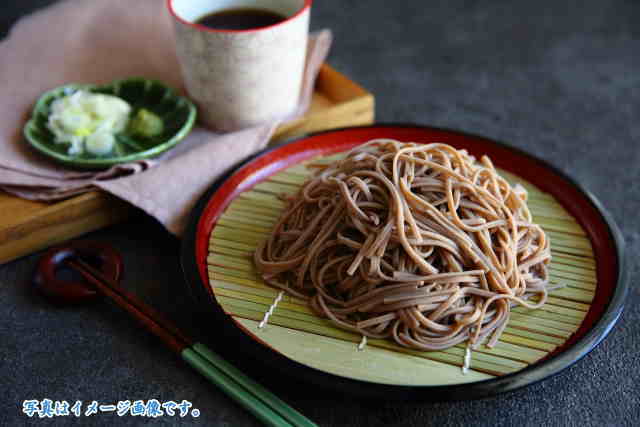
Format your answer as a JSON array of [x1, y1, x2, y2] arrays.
[[22, 399, 200, 418]]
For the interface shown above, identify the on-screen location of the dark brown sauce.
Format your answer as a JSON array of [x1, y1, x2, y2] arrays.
[[195, 7, 287, 31]]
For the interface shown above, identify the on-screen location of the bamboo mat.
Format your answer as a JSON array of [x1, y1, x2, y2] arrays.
[[206, 153, 596, 385]]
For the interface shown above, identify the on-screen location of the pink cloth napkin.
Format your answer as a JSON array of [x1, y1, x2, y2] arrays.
[[0, 0, 332, 234]]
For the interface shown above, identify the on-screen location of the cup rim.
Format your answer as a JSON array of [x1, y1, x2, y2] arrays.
[[167, 0, 312, 34]]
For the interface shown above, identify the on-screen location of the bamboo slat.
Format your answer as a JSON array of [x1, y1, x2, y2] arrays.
[[205, 154, 597, 385], [235, 318, 494, 385]]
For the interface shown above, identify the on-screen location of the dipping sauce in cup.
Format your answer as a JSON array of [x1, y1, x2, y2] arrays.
[[195, 7, 287, 30], [167, 0, 312, 131]]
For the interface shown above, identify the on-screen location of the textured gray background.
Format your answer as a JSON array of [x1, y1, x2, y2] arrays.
[[1, 0, 639, 426]]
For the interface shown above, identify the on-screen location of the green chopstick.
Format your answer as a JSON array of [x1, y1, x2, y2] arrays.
[[190, 343, 315, 426], [69, 258, 317, 427], [184, 344, 315, 427]]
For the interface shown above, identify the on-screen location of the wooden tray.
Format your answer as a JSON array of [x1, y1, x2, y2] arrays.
[[181, 125, 626, 400], [0, 64, 374, 264]]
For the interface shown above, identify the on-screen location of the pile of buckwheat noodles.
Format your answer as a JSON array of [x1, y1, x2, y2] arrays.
[[254, 139, 551, 353]]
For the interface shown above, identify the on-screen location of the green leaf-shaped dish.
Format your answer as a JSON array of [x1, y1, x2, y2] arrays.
[[24, 78, 197, 169]]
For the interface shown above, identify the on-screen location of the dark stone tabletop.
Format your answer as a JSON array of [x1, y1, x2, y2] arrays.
[[1, 1, 638, 426]]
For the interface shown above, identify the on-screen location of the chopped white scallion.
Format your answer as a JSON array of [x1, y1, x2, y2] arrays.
[[85, 131, 116, 156], [47, 90, 131, 156]]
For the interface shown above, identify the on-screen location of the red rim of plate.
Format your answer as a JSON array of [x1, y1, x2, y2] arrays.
[[182, 124, 627, 400], [167, 0, 313, 35]]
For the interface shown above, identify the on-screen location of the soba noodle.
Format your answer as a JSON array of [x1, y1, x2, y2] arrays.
[[254, 139, 551, 352]]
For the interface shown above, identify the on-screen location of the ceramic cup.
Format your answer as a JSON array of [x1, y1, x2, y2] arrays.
[[167, 0, 311, 131]]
